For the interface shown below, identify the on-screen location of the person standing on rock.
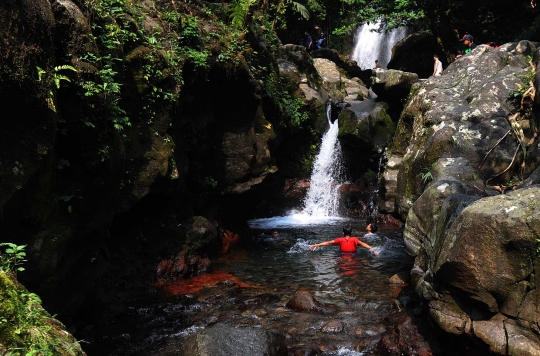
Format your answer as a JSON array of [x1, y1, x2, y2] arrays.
[[375, 59, 381, 69], [433, 54, 443, 76], [305, 32, 313, 52], [456, 34, 477, 58], [310, 226, 374, 253]]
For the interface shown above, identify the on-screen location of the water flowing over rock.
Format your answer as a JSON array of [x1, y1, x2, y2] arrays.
[[180, 322, 287, 356], [381, 42, 540, 354], [351, 22, 409, 71]]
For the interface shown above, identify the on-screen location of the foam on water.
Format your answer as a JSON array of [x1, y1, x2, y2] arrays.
[[247, 213, 347, 229], [287, 239, 314, 253]]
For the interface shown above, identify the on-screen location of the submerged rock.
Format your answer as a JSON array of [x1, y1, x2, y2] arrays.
[[180, 322, 287, 356], [286, 291, 337, 315], [321, 319, 344, 333]]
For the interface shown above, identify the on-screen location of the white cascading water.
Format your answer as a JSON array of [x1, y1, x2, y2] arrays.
[[301, 104, 345, 217], [351, 21, 408, 70], [248, 104, 346, 228]]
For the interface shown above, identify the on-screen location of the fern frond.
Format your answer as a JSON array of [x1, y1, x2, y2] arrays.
[[54, 65, 78, 72], [36, 67, 46, 81], [290, 1, 310, 20]]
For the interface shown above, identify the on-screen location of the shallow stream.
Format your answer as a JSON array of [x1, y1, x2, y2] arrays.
[[85, 218, 413, 355]]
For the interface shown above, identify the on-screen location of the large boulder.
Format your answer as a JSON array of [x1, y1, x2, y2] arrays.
[[382, 42, 540, 354], [368, 69, 419, 103], [312, 48, 364, 78], [180, 323, 287, 356]]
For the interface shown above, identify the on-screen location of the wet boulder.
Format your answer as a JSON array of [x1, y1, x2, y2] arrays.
[[289, 346, 322, 356], [286, 291, 337, 315], [180, 322, 287, 356], [156, 250, 211, 282]]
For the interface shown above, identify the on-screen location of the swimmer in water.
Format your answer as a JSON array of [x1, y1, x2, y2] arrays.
[[310, 226, 374, 253]]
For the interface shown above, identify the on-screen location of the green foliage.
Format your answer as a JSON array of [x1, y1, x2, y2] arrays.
[[271, 0, 310, 30], [420, 166, 433, 184], [509, 65, 535, 102], [264, 74, 309, 129], [230, 0, 256, 30], [202, 176, 218, 190], [0, 243, 27, 274], [0, 272, 84, 355], [36, 65, 77, 112], [80, 55, 130, 131]]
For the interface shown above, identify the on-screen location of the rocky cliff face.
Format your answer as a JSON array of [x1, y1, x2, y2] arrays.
[[381, 41, 540, 354], [0, 0, 403, 339], [0, 0, 308, 332]]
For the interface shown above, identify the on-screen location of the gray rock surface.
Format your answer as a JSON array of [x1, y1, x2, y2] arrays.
[[180, 323, 287, 356], [382, 41, 540, 354]]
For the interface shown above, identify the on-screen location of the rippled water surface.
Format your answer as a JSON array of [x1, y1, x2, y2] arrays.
[[86, 218, 413, 356], [219, 217, 411, 299]]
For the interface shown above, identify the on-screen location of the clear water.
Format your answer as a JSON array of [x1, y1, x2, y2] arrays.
[[233, 217, 411, 298], [85, 219, 413, 356]]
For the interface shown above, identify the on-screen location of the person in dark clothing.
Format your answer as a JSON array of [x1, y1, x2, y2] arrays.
[[305, 32, 313, 51], [316, 33, 325, 49], [314, 25, 323, 38], [456, 34, 477, 58]]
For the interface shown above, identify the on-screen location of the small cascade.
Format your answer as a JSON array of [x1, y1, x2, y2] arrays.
[[367, 148, 388, 220], [351, 21, 408, 70], [302, 104, 346, 217]]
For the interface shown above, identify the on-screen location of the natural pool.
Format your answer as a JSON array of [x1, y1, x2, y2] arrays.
[[84, 217, 414, 355]]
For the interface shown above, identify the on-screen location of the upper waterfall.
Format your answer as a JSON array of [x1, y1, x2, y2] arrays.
[[351, 21, 409, 70]]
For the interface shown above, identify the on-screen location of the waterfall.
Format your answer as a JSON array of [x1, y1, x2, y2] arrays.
[[302, 104, 345, 217], [351, 21, 408, 70], [367, 148, 387, 220]]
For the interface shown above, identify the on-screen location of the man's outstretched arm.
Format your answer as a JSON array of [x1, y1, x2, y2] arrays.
[[310, 240, 335, 251]]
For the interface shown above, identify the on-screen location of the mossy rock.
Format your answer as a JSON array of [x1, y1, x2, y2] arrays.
[[183, 216, 218, 253], [0, 271, 85, 355]]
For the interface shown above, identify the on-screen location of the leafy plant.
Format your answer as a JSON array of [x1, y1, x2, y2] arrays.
[[202, 176, 218, 189], [420, 168, 433, 183], [0, 243, 27, 274], [230, 0, 257, 29], [36, 65, 78, 112], [271, 0, 310, 29]]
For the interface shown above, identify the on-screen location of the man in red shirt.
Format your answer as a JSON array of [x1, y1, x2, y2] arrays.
[[310, 226, 373, 253]]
